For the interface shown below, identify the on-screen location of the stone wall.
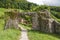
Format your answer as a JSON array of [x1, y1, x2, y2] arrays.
[[37, 9, 60, 34], [5, 10, 60, 34], [52, 21, 60, 34], [32, 13, 39, 30], [18, 10, 60, 34]]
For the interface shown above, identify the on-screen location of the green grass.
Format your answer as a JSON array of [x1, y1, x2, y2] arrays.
[[28, 30, 60, 40], [0, 29, 20, 40], [20, 24, 32, 30], [0, 8, 60, 40], [20, 24, 60, 40], [0, 8, 6, 16], [0, 19, 20, 40], [0, 8, 20, 40]]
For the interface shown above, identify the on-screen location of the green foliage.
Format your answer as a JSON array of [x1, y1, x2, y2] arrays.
[[50, 6, 60, 12], [49, 6, 60, 19], [5, 10, 19, 19], [30, 5, 50, 12], [20, 24, 32, 30], [51, 14, 60, 22], [51, 11, 60, 19], [34, 6, 60, 19], [0, 0, 38, 10]]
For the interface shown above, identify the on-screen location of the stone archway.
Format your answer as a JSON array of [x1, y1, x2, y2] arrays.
[[4, 9, 60, 33], [4, 9, 53, 31], [18, 12, 39, 30]]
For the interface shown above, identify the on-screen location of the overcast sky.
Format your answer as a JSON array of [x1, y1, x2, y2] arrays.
[[27, 0, 60, 6]]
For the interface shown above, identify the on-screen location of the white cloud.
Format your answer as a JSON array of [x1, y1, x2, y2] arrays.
[[27, 0, 60, 6], [27, 0, 44, 5]]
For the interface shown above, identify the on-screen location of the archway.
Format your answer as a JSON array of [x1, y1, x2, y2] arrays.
[[4, 9, 57, 33], [18, 12, 39, 30], [4, 10, 39, 30]]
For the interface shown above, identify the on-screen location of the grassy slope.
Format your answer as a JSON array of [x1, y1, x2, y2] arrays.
[[28, 30, 60, 40], [0, 8, 20, 40], [20, 24, 32, 30], [51, 14, 60, 22]]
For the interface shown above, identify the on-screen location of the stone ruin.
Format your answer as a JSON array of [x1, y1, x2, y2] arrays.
[[32, 9, 60, 34], [4, 9, 60, 34], [4, 10, 20, 29]]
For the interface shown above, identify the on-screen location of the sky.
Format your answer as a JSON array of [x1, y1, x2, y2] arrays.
[[27, 0, 60, 6]]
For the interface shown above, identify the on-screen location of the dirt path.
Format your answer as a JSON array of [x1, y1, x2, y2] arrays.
[[18, 25, 29, 40]]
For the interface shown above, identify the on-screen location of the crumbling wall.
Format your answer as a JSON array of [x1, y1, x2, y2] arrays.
[[4, 9, 60, 34], [52, 21, 60, 34], [32, 13, 39, 30], [4, 10, 20, 29], [38, 10, 54, 33], [38, 9, 60, 33]]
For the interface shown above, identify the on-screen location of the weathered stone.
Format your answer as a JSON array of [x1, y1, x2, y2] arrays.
[[32, 13, 39, 30], [4, 9, 60, 34], [38, 9, 60, 33], [4, 10, 20, 30], [52, 21, 60, 34]]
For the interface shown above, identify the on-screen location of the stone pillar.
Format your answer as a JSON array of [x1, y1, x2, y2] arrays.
[[4, 10, 20, 30], [4, 18, 19, 29], [32, 13, 39, 30], [48, 19, 54, 33]]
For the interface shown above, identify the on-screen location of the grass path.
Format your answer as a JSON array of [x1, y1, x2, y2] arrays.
[[18, 25, 29, 40]]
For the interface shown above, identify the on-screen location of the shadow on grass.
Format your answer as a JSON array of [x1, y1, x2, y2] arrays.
[[28, 30, 60, 39]]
